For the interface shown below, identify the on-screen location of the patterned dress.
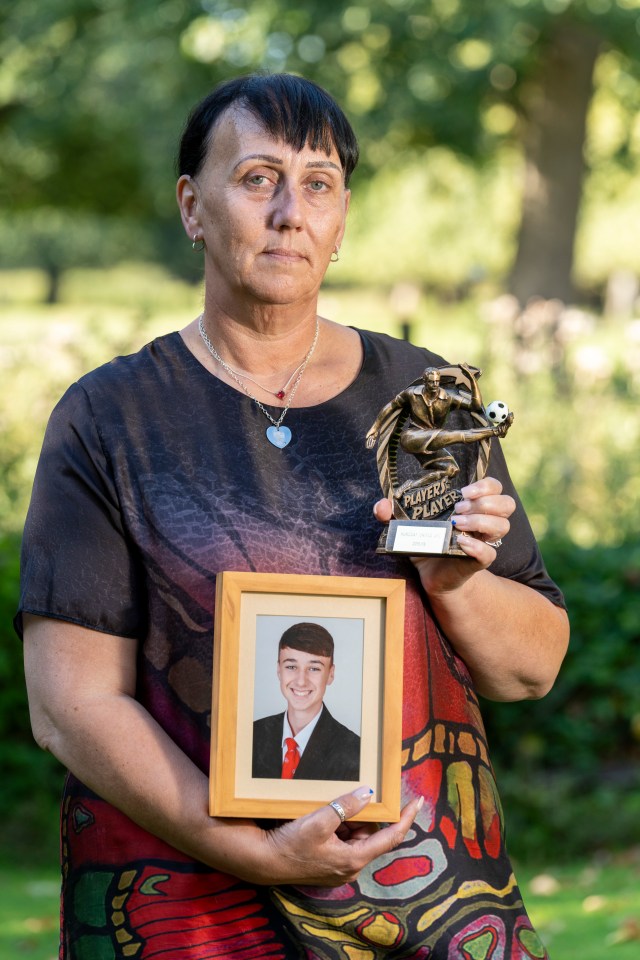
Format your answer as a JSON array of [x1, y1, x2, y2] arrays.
[[18, 329, 564, 959]]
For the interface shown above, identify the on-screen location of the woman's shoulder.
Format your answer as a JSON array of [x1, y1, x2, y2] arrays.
[[47, 332, 186, 433], [77, 331, 184, 394], [353, 327, 449, 393], [356, 328, 447, 368]]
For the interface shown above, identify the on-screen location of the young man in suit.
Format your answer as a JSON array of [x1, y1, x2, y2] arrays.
[[252, 622, 361, 781]]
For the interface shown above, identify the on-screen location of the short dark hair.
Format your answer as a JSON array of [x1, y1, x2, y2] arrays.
[[278, 622, 334, 661], [177, 73, 359, 186]]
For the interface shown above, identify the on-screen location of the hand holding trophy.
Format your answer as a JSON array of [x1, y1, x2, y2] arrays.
[[366, 363, 514, 556]]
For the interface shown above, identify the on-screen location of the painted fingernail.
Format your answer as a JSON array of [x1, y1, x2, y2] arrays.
[[353, 786, 374, 800]]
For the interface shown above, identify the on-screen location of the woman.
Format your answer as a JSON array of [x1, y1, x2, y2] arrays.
[[19, 74, 568, 959]]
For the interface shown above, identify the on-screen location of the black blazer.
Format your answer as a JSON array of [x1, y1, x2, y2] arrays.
[[252, 705, 361, 781]]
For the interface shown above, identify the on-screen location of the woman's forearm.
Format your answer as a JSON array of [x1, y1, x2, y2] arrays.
[[426, 569, 569, 701], [23, 615, 419, 886], [26, 660, 271, 879]]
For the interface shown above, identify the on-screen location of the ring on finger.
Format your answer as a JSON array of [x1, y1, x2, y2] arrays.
[[328, 800, 346, 823], [486, 538, 503, 548]]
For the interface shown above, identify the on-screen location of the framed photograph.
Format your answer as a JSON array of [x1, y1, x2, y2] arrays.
[[210, 571, 405, 822]]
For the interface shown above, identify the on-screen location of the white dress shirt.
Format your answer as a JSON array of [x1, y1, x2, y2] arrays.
[[281, 705, 324, 761]]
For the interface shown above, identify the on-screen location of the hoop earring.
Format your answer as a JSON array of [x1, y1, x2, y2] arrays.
[[330, 249, 339, 263], [192, 234, 205, 252]]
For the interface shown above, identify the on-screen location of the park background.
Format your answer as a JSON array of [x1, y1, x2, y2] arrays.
[[1, 0, 639, 956]]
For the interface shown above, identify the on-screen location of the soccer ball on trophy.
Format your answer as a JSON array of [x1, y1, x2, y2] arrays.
[[485, 400, 509, 424]]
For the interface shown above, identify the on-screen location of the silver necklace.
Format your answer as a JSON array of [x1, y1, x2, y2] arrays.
[[215, 356, 306, 400], [198, 314, 320, 448]]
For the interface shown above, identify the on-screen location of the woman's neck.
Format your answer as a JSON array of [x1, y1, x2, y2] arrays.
[[198, 300, 320, 378], [180, 302, 363, 410]]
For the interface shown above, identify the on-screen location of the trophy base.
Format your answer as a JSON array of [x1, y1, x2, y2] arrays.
[[376, 520, 467, 557]]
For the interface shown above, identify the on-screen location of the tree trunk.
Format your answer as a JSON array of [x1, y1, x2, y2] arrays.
[[45, 263, 61, 304], [509, 19, 601, 306]]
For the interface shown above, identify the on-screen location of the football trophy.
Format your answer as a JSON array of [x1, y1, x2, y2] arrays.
[[366, 363, 513, 556]]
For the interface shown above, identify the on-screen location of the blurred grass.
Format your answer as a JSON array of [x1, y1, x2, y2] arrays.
[[520, 852, 640, 957], [0, 867, 59, 960]]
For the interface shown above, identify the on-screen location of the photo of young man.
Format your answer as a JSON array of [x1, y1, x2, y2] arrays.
[[252, 622, 361, 781]]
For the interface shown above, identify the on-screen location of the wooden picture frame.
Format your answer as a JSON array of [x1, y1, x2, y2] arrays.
[[210, 571, 405, 822]]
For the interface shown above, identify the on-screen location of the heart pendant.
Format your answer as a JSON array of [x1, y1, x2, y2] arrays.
[[266, 425, 292, 448]]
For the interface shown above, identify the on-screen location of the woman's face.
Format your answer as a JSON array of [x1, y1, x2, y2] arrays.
[[178, 107, 350, 312]]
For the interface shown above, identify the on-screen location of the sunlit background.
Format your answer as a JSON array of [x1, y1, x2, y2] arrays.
[[1, 2, 639, 956]]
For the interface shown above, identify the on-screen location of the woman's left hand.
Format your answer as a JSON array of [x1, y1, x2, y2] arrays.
[[374, 477, 514, 597], [375, 477, 569, 701]]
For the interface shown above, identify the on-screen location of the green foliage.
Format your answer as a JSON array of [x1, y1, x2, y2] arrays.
[[493, 537, 640, 771], [500, 765, 640, 863], [2, 1, 640, 295], [0, 0, 213, 280], [0, 536, 23, 737], [338, 148, 521, 289], [468, 282, 640, 846], [482, 536, 640, 856], [546, 538, 640, 771]]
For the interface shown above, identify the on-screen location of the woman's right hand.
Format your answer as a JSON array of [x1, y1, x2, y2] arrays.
[[216, 788, 423, 886]]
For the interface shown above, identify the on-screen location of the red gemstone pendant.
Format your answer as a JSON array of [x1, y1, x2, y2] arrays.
[[276, 390, 285, 399]]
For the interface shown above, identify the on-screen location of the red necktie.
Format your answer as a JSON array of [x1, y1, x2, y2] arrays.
[[281, 737, 300, 779]]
